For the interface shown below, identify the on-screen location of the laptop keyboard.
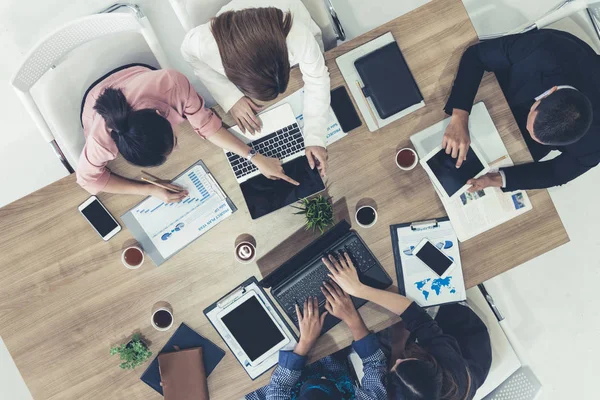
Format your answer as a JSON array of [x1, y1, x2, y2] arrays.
[[276, 236, 378, 325], [226, 123, 304, 180]]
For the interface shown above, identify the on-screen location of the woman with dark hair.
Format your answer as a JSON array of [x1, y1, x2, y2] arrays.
[[323, 253, 493, 400], [78, 65, 297, 201], [181, 0, 330, 178]]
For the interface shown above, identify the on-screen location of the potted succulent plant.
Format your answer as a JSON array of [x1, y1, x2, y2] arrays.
[[110, 333, 152, 370], [293, 195, 335, 234]]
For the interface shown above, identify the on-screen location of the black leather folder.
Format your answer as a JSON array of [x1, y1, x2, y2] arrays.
[[354, 42, 423, 119]]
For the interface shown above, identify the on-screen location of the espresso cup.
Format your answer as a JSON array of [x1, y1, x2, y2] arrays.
[[355, 205, 378, 228], [121, 246, 144, 269], [235, 234, 257, 264], [151, 302, 174, 331], [395, 148, 419, 171]]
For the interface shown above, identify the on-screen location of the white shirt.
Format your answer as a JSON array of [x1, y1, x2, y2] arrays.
[[181, 0, 330, 148], [498, 85, 578, 188]]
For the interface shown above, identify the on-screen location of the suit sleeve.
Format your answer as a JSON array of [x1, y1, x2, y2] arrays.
[[292, 23, 330, 148], [445, 33, 547, 115], [501, 151, 598, 191]]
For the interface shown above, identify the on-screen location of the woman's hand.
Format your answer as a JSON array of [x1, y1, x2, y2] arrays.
[[230, 97, 263, 135], [294, 297, 327, 356], [305, 146, 328, 178], [322, 253, 365, 298], [251, 154, 299, 185], [322, 281, 369, 341], [148, 184, 188, 203]]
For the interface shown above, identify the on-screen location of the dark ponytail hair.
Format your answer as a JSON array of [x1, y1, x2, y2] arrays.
[[94, 88, 174, 167]]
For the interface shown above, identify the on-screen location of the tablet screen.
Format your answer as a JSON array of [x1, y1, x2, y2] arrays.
[[240, 156, 325, 219], [426, 147, 485, 197], [221, 295, 285, 361]]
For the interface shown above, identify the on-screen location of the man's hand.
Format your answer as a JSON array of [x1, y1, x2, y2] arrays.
[[294, 297, 328, 356], [252, 154, 300, 185], [322, 253, 365, 298], [230, 97, 263, 135], [305, 146, 328, 178], [467, 172, 503, 192], [321, 281, 369, 341], [442, 109, 471, 168], [148, 183, 188, 203]]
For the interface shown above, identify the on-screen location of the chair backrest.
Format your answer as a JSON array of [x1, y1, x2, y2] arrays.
[[168, 0, 339, 50], [10, 11, 170, 169], [483, 367, 542, 400]]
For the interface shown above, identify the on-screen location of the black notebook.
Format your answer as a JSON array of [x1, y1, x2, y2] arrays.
[[140, 323, 225, 395], [354, 42, 423, 119]]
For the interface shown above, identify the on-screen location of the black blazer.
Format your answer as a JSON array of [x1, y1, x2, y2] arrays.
[[401, 302, 492, 399], [444, 29, 600, 191]]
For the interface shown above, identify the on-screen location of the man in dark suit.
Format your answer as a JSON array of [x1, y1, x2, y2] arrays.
[[443, 29, 598, 192]]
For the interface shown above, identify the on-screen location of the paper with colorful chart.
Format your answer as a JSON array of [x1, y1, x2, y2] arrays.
[[131, 164, 234, 259], [395, 221, 466, 307]]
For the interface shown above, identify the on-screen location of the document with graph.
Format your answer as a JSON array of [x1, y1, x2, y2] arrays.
[[390, 218, 466, 308], [122, 161, 236, 266]]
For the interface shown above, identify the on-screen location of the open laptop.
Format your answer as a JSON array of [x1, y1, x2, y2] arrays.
[[261, 220, 393, 334], [225, 104, 325, 219]]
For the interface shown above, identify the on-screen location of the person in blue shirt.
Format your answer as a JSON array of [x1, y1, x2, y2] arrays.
[[246, 282, 387, 400]]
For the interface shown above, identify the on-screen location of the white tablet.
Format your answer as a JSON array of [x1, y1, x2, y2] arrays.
[[216, 290, 290, 367], [420, 143, 490, 200]]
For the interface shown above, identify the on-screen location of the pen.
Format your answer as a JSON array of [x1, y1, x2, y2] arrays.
[[140, 170, 183, 193]]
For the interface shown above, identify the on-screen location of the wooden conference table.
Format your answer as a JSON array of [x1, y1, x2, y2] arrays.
[[0, 1, 568, 399]]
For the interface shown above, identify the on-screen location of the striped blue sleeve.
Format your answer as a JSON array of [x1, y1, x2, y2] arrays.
[[265, 351, 305, 399], [353, 334, 388, 400]]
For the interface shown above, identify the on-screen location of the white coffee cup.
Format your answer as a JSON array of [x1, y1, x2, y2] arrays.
[[151, 302, 174, 331], [121, 246, 144, 269], [235, 234, 257, 264], [355, 206, 378, 228], [395, 148, 419, 171]]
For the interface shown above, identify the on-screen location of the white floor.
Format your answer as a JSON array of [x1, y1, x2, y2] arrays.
[[1, 1, 599, 399]]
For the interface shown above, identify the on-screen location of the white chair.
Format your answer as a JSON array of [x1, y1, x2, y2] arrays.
[[10, 4, 170, 173], [168, 0, 345, 51], [480, 0, 600, 40]]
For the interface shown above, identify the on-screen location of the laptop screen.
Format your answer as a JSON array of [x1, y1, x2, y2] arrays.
[[240, 156, 325, 219]]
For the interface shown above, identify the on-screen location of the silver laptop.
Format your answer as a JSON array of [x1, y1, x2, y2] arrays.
[[225, 104, 305, 183]]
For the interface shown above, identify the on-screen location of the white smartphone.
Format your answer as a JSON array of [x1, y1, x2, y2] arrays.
[[78, 196, 121, 241], [413, 238, 455, 278]]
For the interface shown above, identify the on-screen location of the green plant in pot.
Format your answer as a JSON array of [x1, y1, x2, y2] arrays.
[[110, 333, 152, 370], [294, 195, 335, 234]]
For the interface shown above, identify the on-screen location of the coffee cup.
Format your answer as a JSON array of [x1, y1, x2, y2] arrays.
[[151, 302, 174, 331], [355, 205, 378, 228], [395, 148, 418, 171], [235, 234, 257, 264], [121, 246, 144, 269]]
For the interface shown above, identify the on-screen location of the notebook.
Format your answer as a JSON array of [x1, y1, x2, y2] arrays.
[[354, 42, 423, 119], [140, 323, 225, 396], [159, 348, 208, 400]]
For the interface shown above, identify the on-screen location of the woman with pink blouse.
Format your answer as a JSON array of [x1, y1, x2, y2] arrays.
[[78, 65, 297, 202]]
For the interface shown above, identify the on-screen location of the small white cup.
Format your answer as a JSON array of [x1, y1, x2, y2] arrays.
[[355, 206, 378, 229], [121, 246, 144, 269], [235, 242, 257, 264], [395, 148, 419, 171], [151, 303, 174, 332]]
